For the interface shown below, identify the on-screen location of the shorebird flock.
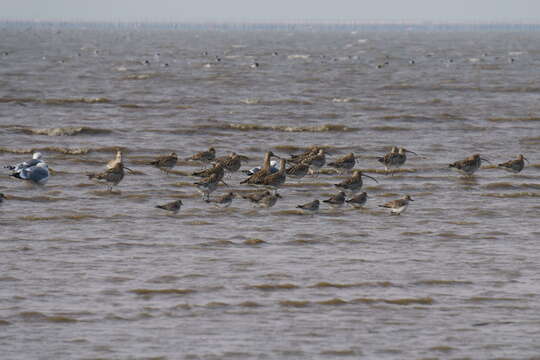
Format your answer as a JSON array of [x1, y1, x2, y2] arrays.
[[2, 147, 529, 216]]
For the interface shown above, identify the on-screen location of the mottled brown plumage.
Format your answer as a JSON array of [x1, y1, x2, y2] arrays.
[[257, 159, 287, 187], [328, 152, 356, 172], [88, 162, 125, 191], [449, 154, 489, 175], [192, 162, 225, 180], [149, 152, 178, 172], [286, 161, 310, 179], [216, 153, 242, 173], [335, 170, 377, 193], [241, 151, 280, 184], [498, 154, 527, 173], [186, 147, 216, 162]]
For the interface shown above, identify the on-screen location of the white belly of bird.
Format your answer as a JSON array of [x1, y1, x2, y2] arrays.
[[391, 204, 408, 215]]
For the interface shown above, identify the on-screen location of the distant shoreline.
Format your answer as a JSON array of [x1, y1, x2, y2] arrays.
[[2, 19, 540, 32]]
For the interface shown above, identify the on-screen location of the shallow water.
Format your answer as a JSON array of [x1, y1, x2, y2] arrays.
[[1, 26, 540, 359]]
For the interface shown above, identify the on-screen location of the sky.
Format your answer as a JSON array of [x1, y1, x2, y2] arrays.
[[2, 0, 540, 23]]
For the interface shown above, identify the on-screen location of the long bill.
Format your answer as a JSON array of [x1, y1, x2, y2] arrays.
[[363, 173, 379, 183], [405, 149, 418, 156], [480, 157, 492, 164]]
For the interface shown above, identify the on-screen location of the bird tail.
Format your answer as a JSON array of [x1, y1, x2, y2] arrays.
[[10, 172, 22, 179], [87, 173, 96, 179], [448, 163, 456, 168], [377, 157, 385, 163]]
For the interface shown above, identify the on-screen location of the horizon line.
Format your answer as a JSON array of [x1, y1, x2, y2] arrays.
[[3, 18, 540, 25]]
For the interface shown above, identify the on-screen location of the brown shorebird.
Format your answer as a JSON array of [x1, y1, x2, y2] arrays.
[[346, 192, 368, 208], [216, 153, 242, 173], [288, 146, 320, 164], [449, 154, 490, 175], [242, 190, 272, 204], [156, 199, 183, 214], [378, 146, 399, 172], [323, 191, 346, 208], [106, 150, 123, 169], [88, 162, 125, 191], [304, 149, 326, 176], [192, 162, 225, 180], [256, 191, 282, 208], [243, 160, 279, 176], [328, 153, 355, 173], [186, 147, 216, 162], [194, 173, 225, 200], [205, 192, 236, 207], [395, 147, 417, 167], [498, 154, 528, 173], [286, 160, 310, 179], [335, 170, 378, 193], [297, 199, 320, 212], [258, 159, 287, 187], [241, 151, 280, 184], [149, 152, 178, 173], [379, 195, 414, 215]]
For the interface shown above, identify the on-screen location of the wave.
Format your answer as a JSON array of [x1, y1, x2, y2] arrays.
[[483, 192, 540, 198], [0, 146, 121, 155], [243, 238, 267, 245], [19, 126, 112, 136], [379, 84, 540, 94], [240, 98, 313, 106], [311, 281, 398, 288], [19, 214, 98, 221], [320, 349, 357, 356], [351, 297, 434, 305], [129, 288, 195, 296], [120, 73, 157, 80], [379, 114, 435, 122], [487, 116, 540, 123], [196, 122, 355, 133], [0, 97, 110, 105], [279, 300, 310, 307], [414, 280, 473, 286], [18, 311, 78, 323], [484, 182, 540, 190], [250, 283, 298, 291], [332, 97, 358, 103]]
